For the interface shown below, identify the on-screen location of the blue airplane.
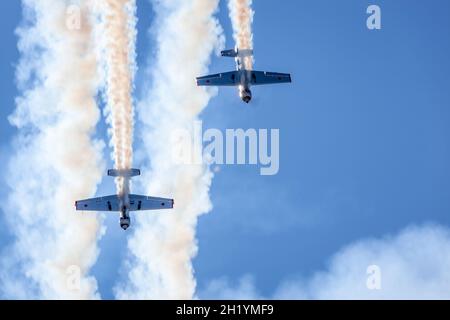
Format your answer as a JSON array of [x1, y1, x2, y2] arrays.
[[196, 47, 292, 103], [75, 169, 173, 230]]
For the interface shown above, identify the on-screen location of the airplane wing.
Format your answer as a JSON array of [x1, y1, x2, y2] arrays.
[[75, 195, 120, 211], [250, 71, 292, 85], [75, 194, 174, 211], [128, 194, 174, 211], [196, 71, 240, 86]]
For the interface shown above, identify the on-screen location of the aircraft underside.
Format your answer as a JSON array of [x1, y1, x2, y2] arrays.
[[75, 168, 174, 230], [196, 47, 291, 103]]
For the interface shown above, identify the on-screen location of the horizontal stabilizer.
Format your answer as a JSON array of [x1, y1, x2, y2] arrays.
[[107, 168, 141, 177], [221, 48, 253, 58], [221, 49, 238, 57]]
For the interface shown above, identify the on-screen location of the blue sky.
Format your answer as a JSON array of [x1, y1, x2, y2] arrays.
[[1, 0, 450, 299]]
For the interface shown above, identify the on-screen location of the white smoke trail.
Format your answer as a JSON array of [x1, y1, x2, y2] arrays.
[[115, 0, 223, 299], [228, 0, 254, 70], [0, 0, 104, 299], [96, 0, 136, 197]]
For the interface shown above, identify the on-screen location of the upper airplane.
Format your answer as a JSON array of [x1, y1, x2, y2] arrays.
[[196, 46, 292, 103], [75, 168, 173, 230]]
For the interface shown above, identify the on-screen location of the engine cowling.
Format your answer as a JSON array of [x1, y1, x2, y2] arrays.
[[120, 217, 130, 230], [239, 87, 252, 103]]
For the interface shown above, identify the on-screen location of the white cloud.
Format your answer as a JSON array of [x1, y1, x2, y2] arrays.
[[199, 224, 450, 300], [199, 275, 262, 300]]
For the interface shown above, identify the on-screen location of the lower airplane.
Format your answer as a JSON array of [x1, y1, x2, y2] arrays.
[[75, 168, 174, 230]]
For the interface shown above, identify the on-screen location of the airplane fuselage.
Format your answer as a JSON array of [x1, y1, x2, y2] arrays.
[[238, 78, 252, 103], [120, 205, 130, 230], [119, 193, 131, 230], [235, 55, 253, 103]]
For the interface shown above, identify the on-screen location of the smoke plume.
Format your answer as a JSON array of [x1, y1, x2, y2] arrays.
[[115, 0, 223, 299], [228, 0, 254, 69], [1, 0, 104, 299], [97, 0, 136, 197]]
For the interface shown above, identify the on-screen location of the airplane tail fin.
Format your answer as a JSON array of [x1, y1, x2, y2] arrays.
[[221, 48, 253, 58], [107, 168, 141, 177]]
